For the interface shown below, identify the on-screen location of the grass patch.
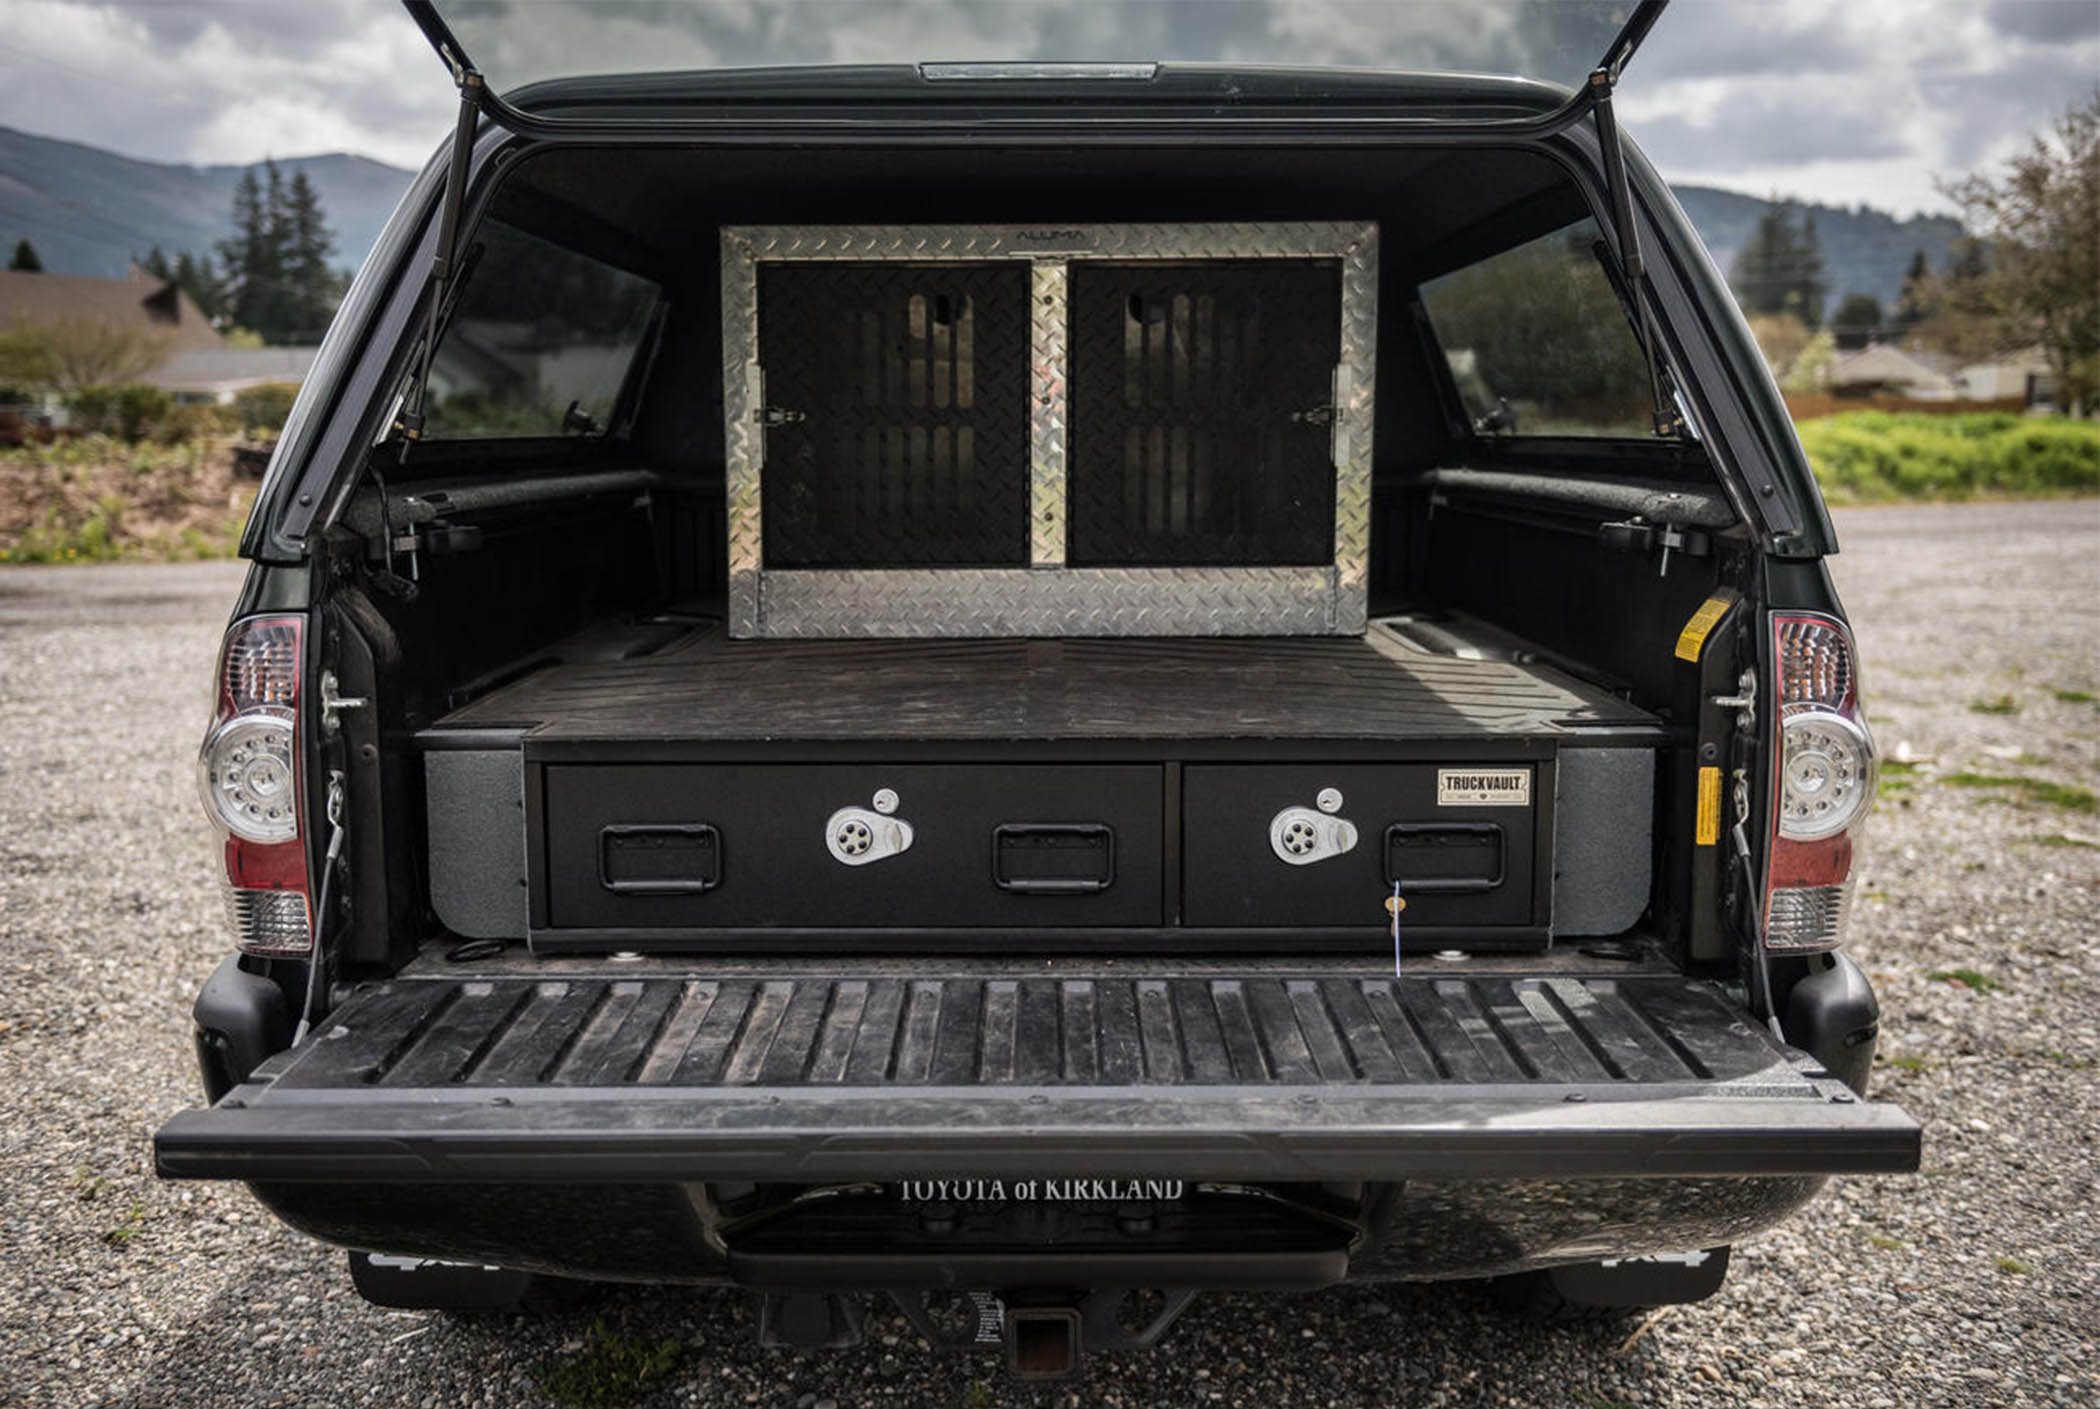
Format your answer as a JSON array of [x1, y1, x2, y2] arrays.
[[2052, 688, 2097, 704], [1929, 968, 2008, 995], [1, 435, 253, 564], [2029, 832, 2100, 850], [1884, 1054, 1935, 1074], [101, 1200, 147, 1248], [1969, 694, 2021, 716], [1994, 1256, 2032, 1276], [1865, 1232, 1906, 1250], [1941, 772, 2097, 812], [1797, 411, 2100, 504], [538, 1319, 682, 1409], [1878, 759, 1925, 799]]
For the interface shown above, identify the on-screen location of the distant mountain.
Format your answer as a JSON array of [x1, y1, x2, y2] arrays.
[[1, 122, 1958, 321], [0, 124, 415, 282], [1670, 185, 1965, 316]]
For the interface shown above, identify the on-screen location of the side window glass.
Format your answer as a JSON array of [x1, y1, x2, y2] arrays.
[[422, 221, 659, 440], [1418, 218, 1654, 439]]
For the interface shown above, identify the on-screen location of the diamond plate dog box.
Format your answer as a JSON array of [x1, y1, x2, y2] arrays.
[[721, 223, 1378, 637]]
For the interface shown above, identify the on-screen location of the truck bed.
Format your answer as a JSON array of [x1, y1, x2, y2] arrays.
[[432, 619, 1660, 744]]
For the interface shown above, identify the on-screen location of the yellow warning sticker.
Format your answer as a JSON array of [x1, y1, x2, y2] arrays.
[[1695, 766, 1722, 846], [1674, 591, 1738, 663]]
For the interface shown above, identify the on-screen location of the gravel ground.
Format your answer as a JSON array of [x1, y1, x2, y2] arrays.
[[1, 500, 2095, 1408]]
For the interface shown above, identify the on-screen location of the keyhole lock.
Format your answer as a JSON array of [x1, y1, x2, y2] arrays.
[[1269, 793, 1359, 866], [825, 788, 914, 867]]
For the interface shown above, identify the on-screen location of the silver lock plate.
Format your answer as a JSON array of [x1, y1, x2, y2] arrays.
[[826, 805, 914, 866], [1269, 805, 1359, 866]]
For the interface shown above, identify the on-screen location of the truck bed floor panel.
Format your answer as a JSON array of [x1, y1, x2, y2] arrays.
[[432, 630, 1657, 743]]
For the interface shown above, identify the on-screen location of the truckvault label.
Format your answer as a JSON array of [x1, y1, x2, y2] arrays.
[[1437, 768, 1532, 807]]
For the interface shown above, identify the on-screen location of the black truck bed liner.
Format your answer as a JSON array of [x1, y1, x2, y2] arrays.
[[157, 960, 1918, 1183], [432, 625, 1659, 744]]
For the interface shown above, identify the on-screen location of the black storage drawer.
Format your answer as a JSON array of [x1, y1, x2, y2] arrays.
[[542, 764, 1162, 930], [1181, 765, 1541, 929]]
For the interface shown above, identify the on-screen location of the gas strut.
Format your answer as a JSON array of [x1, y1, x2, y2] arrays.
[[1588, 61, 1686, 440], [393, 41, 483, 447]]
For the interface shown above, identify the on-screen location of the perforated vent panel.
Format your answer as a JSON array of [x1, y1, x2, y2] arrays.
[[756, 261, 1032, 568], [1068, 260, 1341, 566]]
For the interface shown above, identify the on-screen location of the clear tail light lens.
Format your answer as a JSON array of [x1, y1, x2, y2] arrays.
[[198, 615, 311, 956], [1766, 613, 1875, 952]]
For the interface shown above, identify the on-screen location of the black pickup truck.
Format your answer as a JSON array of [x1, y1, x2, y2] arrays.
[[156, 0, 1918, 1379]]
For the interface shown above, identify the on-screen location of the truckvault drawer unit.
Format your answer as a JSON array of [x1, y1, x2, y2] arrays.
[[427, 626, 1659, 953]]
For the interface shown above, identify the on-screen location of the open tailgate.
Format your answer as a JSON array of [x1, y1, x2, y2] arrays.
[[157, 960, 1918, 1183]]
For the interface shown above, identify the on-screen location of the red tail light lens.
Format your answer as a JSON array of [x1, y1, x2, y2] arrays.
[[198, 615, 311, 956], [1766, 613, 1875, 952]]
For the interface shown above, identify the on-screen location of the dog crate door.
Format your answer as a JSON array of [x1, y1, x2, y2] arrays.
[[1068, 260, 1341, 567], [755, 261, 1033, 568]]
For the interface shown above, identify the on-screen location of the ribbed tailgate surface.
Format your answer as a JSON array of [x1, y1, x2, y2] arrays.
[[272, 972, 1790, 1092]]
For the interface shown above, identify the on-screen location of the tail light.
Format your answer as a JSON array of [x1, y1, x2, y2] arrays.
[[1766, 613, 1876, 951], [197, 615, 311, 955]]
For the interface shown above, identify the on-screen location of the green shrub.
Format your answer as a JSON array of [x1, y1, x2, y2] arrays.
[[1797, 411, 2100, 503], [159, 402, 241, 442], [65, 383, 175, 441], [230, 381, 301, 436]]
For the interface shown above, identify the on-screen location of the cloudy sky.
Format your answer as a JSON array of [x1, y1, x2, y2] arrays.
[[0, 0, 2094, 215]]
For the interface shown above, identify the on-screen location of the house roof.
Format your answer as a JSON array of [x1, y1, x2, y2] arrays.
[[1826, 342, 1956, 394], [150, 345, 317, 396], [0, 269, 224, 352]]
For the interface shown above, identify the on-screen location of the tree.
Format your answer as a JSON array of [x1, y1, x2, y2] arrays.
[[0, 317, 173, 393], [1902, 238, 2008, 364], [1830, 294, 1884, 351], [1746, 312, 1811, 380], [7, 239, 41, 272], [1781, 328, 1836, 394], [1940, 88, 2100, 414], [280, 170, 338, 341], [171, 250, 224, 322], [216, 160, 340, 343], [1892, 249, 1933, 331], [1730, 198, 1829, 329]]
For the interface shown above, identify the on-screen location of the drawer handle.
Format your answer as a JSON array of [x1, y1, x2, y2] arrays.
[[600, 824, 722, 894], [993, 824, 1115, 894]]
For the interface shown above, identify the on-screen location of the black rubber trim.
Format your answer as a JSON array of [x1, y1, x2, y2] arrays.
[[157, 1086, 1916, 1183]]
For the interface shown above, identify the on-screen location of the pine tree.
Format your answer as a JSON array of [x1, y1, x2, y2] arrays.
[[281, 171, 337, 341], [219, 165, 271, 335], [1730, 199, 1830, 329], [1830, 294, 1884, 351], [1893, 249, 1933, 329], [140, 246, 172, 281], [7, 238, 41, 272], [215, 161, 340, 342], [172, 250, 223, 322]]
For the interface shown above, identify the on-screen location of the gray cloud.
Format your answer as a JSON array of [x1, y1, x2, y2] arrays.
[[1984, 0, 2100, 44]]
